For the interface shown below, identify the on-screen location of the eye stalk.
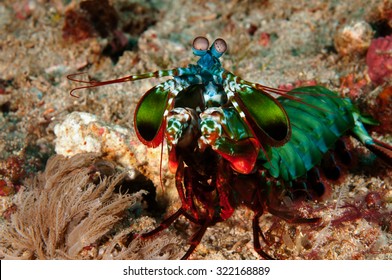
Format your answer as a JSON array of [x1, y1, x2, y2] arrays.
[[192, 36, 209, 56], [210, 38, 227, 58]]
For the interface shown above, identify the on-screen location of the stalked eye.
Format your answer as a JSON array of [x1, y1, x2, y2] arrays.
[[192, 36, 209, 56], [193, 36, 209, 50], [210, 38, 227, 58]]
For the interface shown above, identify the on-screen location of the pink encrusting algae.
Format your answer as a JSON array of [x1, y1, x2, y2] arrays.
[[366, 35, 392, 85]]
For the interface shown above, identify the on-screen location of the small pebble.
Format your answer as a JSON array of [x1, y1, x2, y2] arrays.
[[334, 21, 374, 57]]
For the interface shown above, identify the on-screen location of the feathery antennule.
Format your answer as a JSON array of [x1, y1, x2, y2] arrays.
[[67, 72, 136, 98], [67, 69, 180, 98], [261, 84, 340, 115], [236, 77, 340, 115]]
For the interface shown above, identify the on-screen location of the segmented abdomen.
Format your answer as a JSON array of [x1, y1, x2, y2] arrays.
[[262, 86, 355, 181]]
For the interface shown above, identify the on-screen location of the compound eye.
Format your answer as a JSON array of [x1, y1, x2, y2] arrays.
[[192, 36, 209, 56], [193, 36, 209, 50], [214, 38, 227, 53], [210, 38, 227, 58]]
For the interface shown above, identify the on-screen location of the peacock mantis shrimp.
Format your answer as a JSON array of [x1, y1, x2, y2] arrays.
[[68, 36, 392, 259]]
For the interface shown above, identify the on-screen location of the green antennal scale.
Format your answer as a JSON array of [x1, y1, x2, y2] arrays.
[[68, 36, 392, 260]]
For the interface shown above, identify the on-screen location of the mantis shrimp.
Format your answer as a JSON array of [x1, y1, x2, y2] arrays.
[[68, 36, 392, 259]]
